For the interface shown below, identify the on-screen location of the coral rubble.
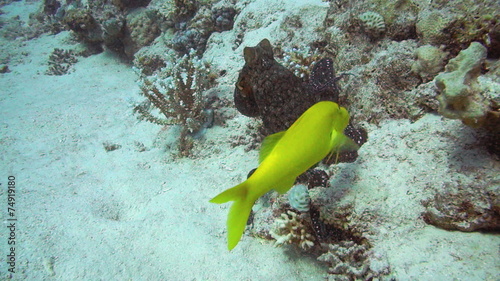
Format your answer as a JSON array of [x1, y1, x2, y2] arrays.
[[318, 241, 390, 281]]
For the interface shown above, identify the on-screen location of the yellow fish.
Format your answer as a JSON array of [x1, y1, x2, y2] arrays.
[[210, 101, 359, 250]]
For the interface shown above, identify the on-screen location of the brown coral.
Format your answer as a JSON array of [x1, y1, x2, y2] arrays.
[[46, 48, 78, 76], [134, 49, 216, 156]]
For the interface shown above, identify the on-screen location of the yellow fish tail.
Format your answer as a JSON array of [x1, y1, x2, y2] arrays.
[[210, 181, 253, 250]]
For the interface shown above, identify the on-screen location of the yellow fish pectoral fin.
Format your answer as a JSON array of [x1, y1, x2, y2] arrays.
[[339, 135, 360, 152], [327, 133, 360, 163], [209, 181, 254, 250], [273, 176, 296, 194]]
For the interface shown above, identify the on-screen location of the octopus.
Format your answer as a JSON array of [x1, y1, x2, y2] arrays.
[[234, 39, 345, 134], [234, 39, 367, 162]]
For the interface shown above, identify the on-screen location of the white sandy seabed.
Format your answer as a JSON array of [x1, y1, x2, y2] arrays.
[[1, 4, 500, 281]]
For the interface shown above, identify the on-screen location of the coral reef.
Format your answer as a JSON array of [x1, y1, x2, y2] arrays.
[[411, 44, 448, 82], [288, 184, 310, 213], [357, 11, 385, 38], [17, 0, 238, 61], [435, 42, 498, 129], [211, 7, 237, 32], [269, 210, 315, 250], [122, 8, 162, 58], [63, 8, 104, 49], [416, 10, 455, 46], [133, 54, 167, 76], [414, 1, 500, 54], [46, 48, 78, 76], [172, 0, 199, 24], [172, 28, 206, 54], [112, 0, 151, 10], [134, 49, 216, 156], [170, 1, 238, 55], [44, 0, 165, 58]]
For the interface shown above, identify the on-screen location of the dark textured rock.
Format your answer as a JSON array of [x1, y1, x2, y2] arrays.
[[123, 8, 162, 58], [172, 29, 206, 54], [112, 0, 151, 10], [296, 169, 329, 189], [234, 39, 343, 134], [64, 9, 98, 34], [422, 187, 500, 232], [43, 0, 61, 16], [212, 7, 237, 32]]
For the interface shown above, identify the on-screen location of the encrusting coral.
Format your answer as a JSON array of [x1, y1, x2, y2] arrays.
[[435, 42, 499, 131], [122, 8, 162, 58], [134, 48, 216, 155], [411, 44, 448, 82]]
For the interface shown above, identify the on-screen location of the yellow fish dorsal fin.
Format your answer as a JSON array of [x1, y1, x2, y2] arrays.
[[259, 131, 286, 163], [333, 106, 350, 132]]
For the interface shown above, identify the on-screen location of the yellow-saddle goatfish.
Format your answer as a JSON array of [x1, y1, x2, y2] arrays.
[[210, 101, 359, 250]]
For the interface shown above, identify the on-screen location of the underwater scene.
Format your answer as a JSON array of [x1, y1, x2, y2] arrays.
[[1, 0, 499, 280]]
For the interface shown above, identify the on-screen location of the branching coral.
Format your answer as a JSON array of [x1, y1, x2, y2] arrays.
[[134, 48, 216, 155], [46, 48, 78, 76], [277, 46, 322, 80], [269, 210, 315, 250]]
